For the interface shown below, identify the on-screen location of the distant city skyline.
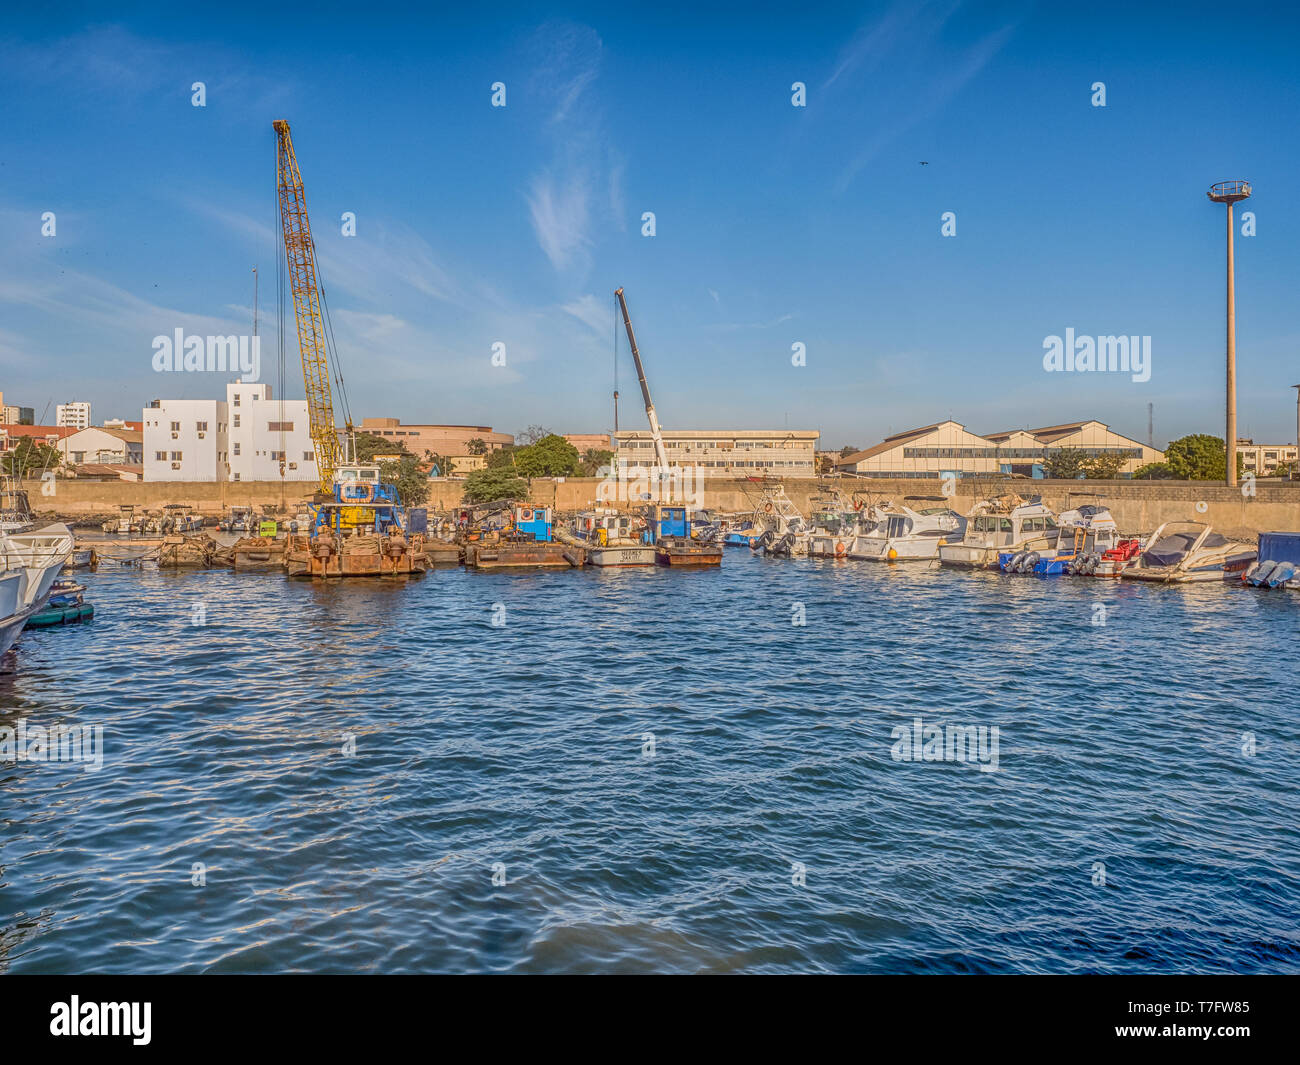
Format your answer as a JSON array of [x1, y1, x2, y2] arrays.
[[2, 2, 1298, 449]]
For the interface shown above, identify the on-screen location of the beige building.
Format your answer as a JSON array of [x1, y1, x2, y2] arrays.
[[359, 418, 513, 457], [563, 433, 613, 454], [1236, 439, 1298, 477], [615, 429, 819, 476], [836, 419, 1161, 479]]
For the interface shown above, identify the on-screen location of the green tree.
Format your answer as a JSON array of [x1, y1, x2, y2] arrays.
[[379, 454, 429, 506], [579, 447, 614, 476], [466, 437, 488, 456], [462, 466, 528, 503], [839, 445, 860, 457], [1162, 434, 1245, 480], [486, 446, 516, 470], [352, 432, 408, 463], [1042, 448, 1089, 478], [5, 439, 62, 477], [1082, 452, 1127, 479], [514, 434, 580, 477], [1133, 461, 1177, 480]]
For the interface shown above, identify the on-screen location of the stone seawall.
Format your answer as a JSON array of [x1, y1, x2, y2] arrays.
[[24, 476, 1300, 539]]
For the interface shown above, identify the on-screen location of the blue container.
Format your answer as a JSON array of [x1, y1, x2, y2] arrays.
[[407, 507, 428, 534]]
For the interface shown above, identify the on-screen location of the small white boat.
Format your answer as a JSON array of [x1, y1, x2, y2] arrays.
[[0, 523, 75, 656], [1002, 504, 1121, 575], [1121, 521, 1256, 583], [850, 497, 965, 561], [574, 508, 656, 566], [938, 494, 1059, 569]]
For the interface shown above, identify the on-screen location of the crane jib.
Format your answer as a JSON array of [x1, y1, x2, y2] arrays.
[[274, 120, 344, 493]]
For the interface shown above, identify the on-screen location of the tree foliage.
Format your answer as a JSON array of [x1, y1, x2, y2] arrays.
[[579, 447, 614, 477], [1042, 447, 1129, 479], [513, 434, 580, 477], [486, 446, 516, 470], [380, 454, 429, 506], [462, 466, 528, 503], [352, 432, 408, 463], [466, 437, 488, 456], [516, 424, 551, 446], [5, 439, 62, 477]]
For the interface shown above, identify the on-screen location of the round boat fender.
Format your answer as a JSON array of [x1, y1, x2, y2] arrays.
[[835, 541, 847, 558], [764, 502, 774, 513]]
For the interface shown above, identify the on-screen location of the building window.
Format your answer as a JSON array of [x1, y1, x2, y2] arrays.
[[171, 451, 183, 461], [233, 394, 240, 406], [268, 421, 294, 433], [233, 443, 241, 455], [155, 451, 167, 461], [233, 415, 240, 428], [304, 451, 314, 461], [233, 473, 240, 481], [196, 421, 208, 432], [270, 450, 285, 461], [170, 421, 180, 432]]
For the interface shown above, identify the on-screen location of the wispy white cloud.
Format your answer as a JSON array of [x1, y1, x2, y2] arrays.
[[821, 1, 1020, 193], [560, 293, 609, 336], [528, 173, 593, 272], [523, 21, 621, 275]]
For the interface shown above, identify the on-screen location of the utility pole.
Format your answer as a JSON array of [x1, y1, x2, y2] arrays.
[[1207, 180, 1251, 487], [1293, 384, 1300, 481]]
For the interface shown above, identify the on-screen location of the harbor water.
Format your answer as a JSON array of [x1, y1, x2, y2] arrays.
[[1, 551, 1297, 973]]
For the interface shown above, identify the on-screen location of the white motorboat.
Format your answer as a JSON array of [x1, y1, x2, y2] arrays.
[[938, 494, 1059, 569], [849, 497, 965, 561], [1121, 521, 1256, 583], [1001, 503, 1121, 575], [0, 522, 75, 656]]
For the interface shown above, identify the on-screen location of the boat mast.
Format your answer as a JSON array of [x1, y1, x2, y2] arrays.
[[614, 287, 670, 472]]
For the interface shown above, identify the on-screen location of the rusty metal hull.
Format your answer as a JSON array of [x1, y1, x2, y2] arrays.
[[230, 536, 287, 572], [284, 534, 428, 577], [425, 543, 462, 564], [464, 542, 577, 569], [655, 540, 722, 566]]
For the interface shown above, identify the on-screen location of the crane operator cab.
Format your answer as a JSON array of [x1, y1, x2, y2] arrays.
[[314, 465, 404, 536]]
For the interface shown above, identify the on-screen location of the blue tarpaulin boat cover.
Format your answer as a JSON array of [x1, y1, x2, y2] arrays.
[[1259, 531, 1300, 563]]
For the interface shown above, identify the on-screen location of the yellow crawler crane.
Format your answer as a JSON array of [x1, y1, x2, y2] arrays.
[[273, 119, 348, 493]]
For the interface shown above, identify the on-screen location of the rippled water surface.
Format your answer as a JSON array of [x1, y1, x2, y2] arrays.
[[2, 550, 1298, 973]]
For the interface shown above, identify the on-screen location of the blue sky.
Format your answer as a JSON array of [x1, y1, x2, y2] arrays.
[[2, 1, 1298, 449]]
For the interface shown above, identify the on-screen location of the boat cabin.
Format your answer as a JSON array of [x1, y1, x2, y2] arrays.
[[513, 505, 553, 542], [648, 504, 690, 541], [964, 499, 1057, 549]]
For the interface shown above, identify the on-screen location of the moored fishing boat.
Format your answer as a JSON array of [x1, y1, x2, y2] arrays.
[[1001, 504, 1120, 575], [571, 507, 656, 567], [850, 497, 964, 562], [463, 504, 577, 569], [938, 494, 1058, 569], [647, 504, 721, 566], [1089, 537, 1144, 578], [1121, 520, 1256, 583]]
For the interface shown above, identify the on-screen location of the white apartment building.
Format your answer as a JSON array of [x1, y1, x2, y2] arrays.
[[56, 401, 92, 429], [143, 399, 229, 481], [226, 382, 318, 482], [143, 383, 320, 482], [615, 429, 820, 476]]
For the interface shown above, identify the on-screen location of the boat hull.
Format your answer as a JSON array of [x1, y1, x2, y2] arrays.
[[587, 545, 657, 567], [463, 542, 576, 569], [655, 540, 722, 566]]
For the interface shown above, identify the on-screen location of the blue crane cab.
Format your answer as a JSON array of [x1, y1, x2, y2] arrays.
[[312, 465, 406, 535]]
